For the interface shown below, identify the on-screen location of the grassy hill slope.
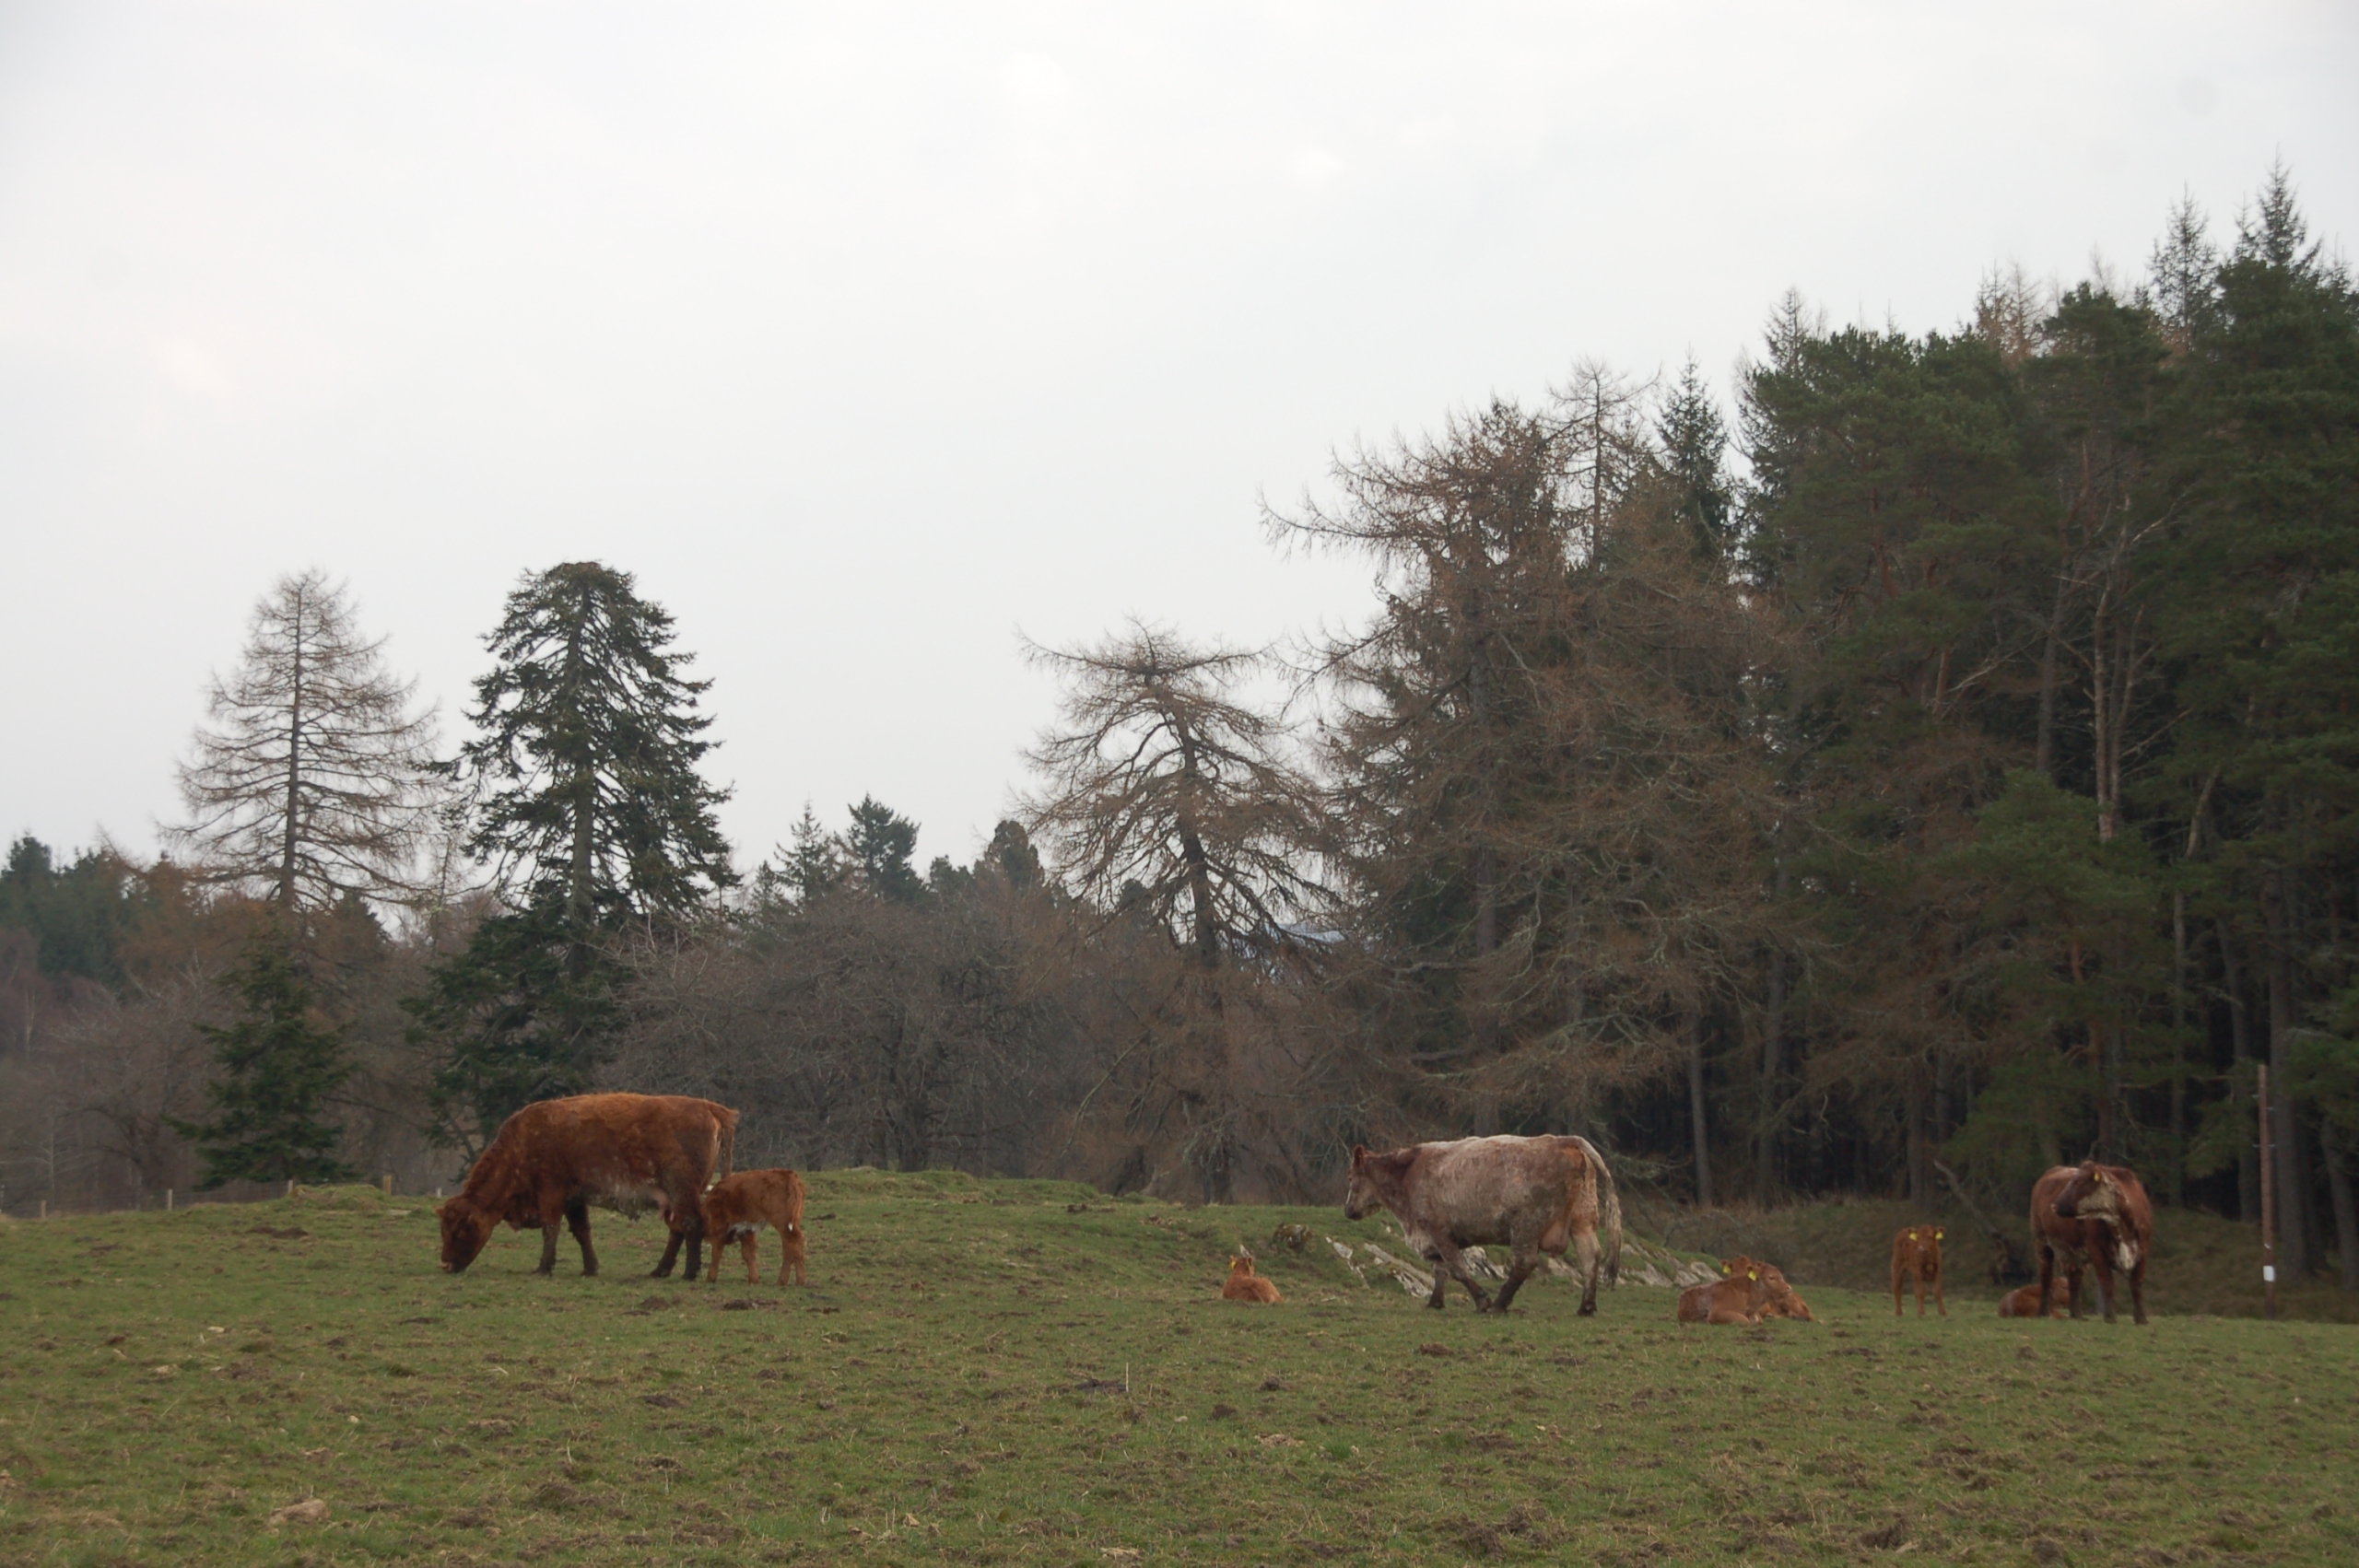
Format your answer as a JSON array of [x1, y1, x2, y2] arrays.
[[3, 1172, 2355, 1567]]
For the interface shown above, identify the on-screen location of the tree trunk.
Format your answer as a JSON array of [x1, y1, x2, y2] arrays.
[[2321, 1118, 2359, 1294], [1685, 1011, 1711, 1209], [1906, 1079, 1928, 1207], [278, 584, 308, 931], [2261, 859, 2310, 1280], [1756, 858, 1789, 1203], [1758, 951, 1785, 1203], [2218, 919, 2260, 1222], [2035, 561, 2071, 778]]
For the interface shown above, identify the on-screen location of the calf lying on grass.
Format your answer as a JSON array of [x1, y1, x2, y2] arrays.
[[1222, 1253, 1283, 1304], [1676, 1262, 1773, 1325], [1751, 1259, 1815, 1321], [701, 1168, 807, 1287], [1999, 1277, 2071, 1318]]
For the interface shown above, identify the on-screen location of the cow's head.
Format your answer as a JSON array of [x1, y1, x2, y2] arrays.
[[2053, 1163, 2118, 1222], [1344, 1144, 1411, 1222], [1228, 1253, 1257, 1277], [438, 1194, 495, 1273]]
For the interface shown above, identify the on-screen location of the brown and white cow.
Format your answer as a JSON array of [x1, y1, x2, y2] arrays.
[[702, 1167, 808, 1287], [2031, 1160, 2154, 1326], [438, 1094, 737, 1279], [1891, 1225, 1948, 1317], [1676, 1261, 1773, 1325], [1343, 1134, 1623, 1315], [1998, 1277, 2071, 1318]]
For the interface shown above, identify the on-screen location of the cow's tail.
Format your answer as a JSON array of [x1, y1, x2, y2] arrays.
[[1572, 1135, 1624, 1287], [714, 1108, 738, 1185]]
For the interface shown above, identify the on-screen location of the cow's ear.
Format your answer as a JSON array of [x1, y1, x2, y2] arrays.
[[1350, 1144, 1368, 1165], [1747, 1270, 1758, 1281]]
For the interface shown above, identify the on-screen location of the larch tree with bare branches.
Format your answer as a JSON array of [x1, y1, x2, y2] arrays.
[[170, 570, 441, 929], [1020, 622, 1326, 1200]]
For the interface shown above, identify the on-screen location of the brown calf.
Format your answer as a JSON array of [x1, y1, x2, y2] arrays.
[[1222, 1254, 1283, 1304], [1714, 1256, 1814, 1322], [2032, 1160, 2154, 1325], [438, 1094, 736, 1279], [1676, 1261, 1773, 1325], [701, 1168, 808, 1287], [1891, 1225, 1948, 1316], [1999, 1278, 2070, 1318]]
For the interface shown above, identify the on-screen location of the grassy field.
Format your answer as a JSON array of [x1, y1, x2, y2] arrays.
[[4, 1171, 2355, 1568]]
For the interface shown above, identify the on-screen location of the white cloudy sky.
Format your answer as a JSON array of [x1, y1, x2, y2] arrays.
[[2, 2, 2353, 877]]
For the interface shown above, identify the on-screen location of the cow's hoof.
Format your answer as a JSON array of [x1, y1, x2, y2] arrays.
[[1579, 1301, 1597, 1316]]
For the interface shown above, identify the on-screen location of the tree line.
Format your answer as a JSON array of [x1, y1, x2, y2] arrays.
[[2, 170, 2353, 1288]]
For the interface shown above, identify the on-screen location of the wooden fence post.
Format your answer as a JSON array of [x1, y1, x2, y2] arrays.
[[2260, 1063, 2278, 1320]]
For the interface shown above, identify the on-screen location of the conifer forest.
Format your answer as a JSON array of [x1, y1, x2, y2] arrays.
[[6, 174, 2357, 1291]]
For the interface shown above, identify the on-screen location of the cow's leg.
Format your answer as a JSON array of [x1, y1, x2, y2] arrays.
[[2129, 1255, 2148, 1327], [1933, 1264, 1946, 1317], [1893, 1262, 1905, 1316], [1573, 1230, 1602, 1316], [536, 1195, 566, 1275], [742, 1235, 758, 1287], [681, 1221, 704, 1282], [2036, 1243, 2060, 1320], [2064, 1262, 2084, 1319], [566, 1198, 598, 1277], [1492, 1246, 1543, 1315], [2088, 1246, 2118, 1325], [1428, 1242, 1493, 1312], [652, 1225, 684, 1278]]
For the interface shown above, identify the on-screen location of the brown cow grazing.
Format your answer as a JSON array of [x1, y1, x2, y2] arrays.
[[438, 1094, 736, 1279], [1999, 1277, 2071, 1318], [1891, 1225, 1948, 1316], [2032, 1160, 2154, 1326], [1677, 1261, 1773, 1325], [1221, 1253, 1284, 1304], [701, 1168, 808, 1287], [1343, 1134, 1623, 1315]]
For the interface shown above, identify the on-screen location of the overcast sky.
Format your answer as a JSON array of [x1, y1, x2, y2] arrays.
[[3, 2, 2353, 880]]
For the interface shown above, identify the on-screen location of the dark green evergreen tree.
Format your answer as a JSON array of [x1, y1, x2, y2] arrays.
[[0, 836, 142, 986], [843, 796, 924, 904], [170, 932, 357, 1187], [1657, 357, 1735, 560], [408, 561, 735, 1147]]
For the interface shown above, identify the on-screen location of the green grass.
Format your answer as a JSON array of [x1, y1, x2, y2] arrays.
[[3, 1172, 2354, 1567]]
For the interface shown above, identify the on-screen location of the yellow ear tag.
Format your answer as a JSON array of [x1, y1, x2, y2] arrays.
[[1935, 1230, 1944, 1240], [1720, 1262, 1731, 1273], [1747, 1270, 1758, 1281]]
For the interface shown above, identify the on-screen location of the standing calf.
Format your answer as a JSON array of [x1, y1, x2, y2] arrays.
[[701, 1168, 808, 1287], [1891, 1226, 1948, 1316]]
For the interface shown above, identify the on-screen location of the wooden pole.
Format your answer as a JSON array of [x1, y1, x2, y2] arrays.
[[2260, 1064, 2279, 1320], [165, 1188, 174, 1212], [381, 1173, 393, 1197]]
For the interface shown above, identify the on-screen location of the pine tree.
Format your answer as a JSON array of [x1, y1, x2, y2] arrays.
[[169, 569, 441, 929], [842, 797, 924, 905], [1656, 357, 1734, 560], [409, 561, 734, 1147], [170, 931, 357, 1187]]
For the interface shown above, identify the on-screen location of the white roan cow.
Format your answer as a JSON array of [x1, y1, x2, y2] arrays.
[[1344, 1134, 1624, 1315]]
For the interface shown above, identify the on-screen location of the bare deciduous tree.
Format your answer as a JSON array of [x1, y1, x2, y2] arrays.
[[170, 570, 442, 926]]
